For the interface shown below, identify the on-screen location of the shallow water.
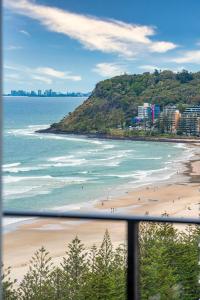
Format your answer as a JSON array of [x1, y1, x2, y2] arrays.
[[3, 96, 191, 215]]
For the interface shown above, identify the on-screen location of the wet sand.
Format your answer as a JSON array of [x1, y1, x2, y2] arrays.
[[3, 145, 200, 282]]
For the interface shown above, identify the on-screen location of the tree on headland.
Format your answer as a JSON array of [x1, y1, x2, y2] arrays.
[[176, 70, 193, 84], [46, 70, 200, 135]]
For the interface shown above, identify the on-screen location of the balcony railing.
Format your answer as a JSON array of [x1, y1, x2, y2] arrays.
[[3, 210, 200, 300]]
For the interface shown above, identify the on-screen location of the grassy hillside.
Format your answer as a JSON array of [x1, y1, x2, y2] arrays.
[[48, 70, 200, 134]]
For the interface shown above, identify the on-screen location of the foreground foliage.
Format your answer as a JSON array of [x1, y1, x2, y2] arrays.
[[3, 224, 200, 299]]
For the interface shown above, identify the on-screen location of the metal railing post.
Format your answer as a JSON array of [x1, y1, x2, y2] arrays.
[[3, 210, 200, 300], [127, 221, 139, 300], [0, 1, 3, 299]]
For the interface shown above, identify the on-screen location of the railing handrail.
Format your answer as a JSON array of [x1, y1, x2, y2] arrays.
[[3, 209, 200, 300], [3, 209, 200, 224]]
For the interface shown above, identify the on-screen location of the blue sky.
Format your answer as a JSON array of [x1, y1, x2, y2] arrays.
[[3, 0, 200, 93]]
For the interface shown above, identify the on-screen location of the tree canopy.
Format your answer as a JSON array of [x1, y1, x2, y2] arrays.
[[47, 70, 200, 134], [3, 224, 200, 299]]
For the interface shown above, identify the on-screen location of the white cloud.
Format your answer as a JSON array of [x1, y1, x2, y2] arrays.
[[4, 64, 82, 83], [36, 67, 82, 81], [32, 75, 52, 84], [36, 67, 66, 79], [64, 74, 82, 81], [5, 0, 177, 58], [149, 41, 176, 53], [171, 50, 200, 64], [93, 63, 126, 77], [20, 29, 30, 36]]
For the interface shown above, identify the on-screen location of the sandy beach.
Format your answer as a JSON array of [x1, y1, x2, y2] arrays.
[[3, 144, 200, 282]]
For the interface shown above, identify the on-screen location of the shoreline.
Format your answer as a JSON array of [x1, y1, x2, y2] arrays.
[[37, 129, 200, 144], [3, 142, 200, 282], [3, 141, 191, 233]]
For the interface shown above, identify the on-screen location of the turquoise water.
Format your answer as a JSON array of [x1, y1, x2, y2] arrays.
[[3, 96, 189, 212]]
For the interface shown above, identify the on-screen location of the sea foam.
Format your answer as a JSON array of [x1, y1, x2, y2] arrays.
[[7, 124, 105, 145], [3, 175, 92, 199]]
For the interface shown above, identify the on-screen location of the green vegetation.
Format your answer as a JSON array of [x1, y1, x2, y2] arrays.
[[48, 70, 200, 135], [3, 223, 200, 299]]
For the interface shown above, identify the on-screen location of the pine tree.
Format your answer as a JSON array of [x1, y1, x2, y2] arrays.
[[84, 230, 115, 300], [140, 223, 180, 299], [2, 266, 18, 300], [48, 267, 68, 300], [19, 247, 53, 300], [110, 243, 126, 300], [3, 226, 200, 300], [174, 225, 200, 299], [61, 236, 88, 300]]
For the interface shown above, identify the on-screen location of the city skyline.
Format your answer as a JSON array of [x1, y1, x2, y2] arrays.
[[4, 0, 200, 93], [5, 88, 91, 97]]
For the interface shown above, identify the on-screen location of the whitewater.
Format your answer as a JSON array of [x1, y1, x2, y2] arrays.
[[4, 96, 193, 221]]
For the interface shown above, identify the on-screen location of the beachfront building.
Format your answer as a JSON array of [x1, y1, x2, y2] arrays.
[[136, 102, 161, 131], [178, 106, 200, 136], [138, 103, 152, 119], [137, 103, 160, 121], [151, 104, 161, 122], [159, 106, 181, 133]]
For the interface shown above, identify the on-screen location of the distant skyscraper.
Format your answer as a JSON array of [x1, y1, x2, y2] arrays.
[[8, 89, 90, 97], [11, 90, 17, 96], [30, 90, 36, 96]]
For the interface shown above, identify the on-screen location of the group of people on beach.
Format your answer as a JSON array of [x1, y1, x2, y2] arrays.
[[110, 207, 116, 213]]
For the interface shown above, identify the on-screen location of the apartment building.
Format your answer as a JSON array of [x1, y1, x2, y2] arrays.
[[178, 106, 200, 136]]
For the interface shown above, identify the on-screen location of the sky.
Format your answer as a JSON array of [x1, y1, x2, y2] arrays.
[[3, 0, 200, 93]]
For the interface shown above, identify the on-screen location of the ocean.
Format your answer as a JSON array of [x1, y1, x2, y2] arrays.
[[3, 96, 191, 214]]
